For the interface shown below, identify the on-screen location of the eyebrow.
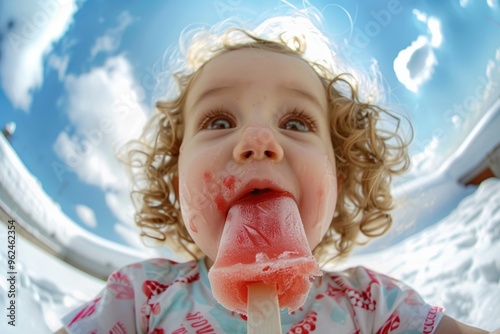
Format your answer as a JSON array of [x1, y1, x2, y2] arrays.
[[192, 84, 324, 110], [278, 86, 324, 110], [192, 86, 233, 109]]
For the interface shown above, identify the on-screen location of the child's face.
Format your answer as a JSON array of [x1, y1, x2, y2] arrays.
[[178, 48, 338, 263]]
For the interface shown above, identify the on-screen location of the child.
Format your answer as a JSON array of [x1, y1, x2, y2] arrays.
[[59, 10, 495, 334]]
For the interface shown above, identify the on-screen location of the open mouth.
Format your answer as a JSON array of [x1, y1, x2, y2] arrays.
[[237, 188, 273, 202], [236, 188, 289, 205], [226, 179, 294, 211], [249, 188, 272, 196]]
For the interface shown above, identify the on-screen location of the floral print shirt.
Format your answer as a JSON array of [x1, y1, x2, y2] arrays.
[[62, 257, 444, 333]]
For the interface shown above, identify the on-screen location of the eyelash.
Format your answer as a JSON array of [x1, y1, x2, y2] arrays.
[[282, 108, 318, 132], [198, 107, 318, 131], [198, 107, 235, 130]]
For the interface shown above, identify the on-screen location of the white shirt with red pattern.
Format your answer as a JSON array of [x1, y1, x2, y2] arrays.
[[62, 257, 444, 334]]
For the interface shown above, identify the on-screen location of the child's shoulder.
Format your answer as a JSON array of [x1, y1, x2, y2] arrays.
[[316, 266, 444, 333], [321, 265, 414, 297], [325, 265, 400, 283]]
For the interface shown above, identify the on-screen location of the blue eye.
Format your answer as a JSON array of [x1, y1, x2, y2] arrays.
[[283, 119, 309, 132], [199, 108, 235, 130], [281, 108, 316, 132], [207, 118, 233, 130]]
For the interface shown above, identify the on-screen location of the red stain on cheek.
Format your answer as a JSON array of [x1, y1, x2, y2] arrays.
[[214, 194, 225, 212], [223, 175, 236, 190], [203, 171, 213, 183], [202, 171, 237, 213], [318, 187, 325, 200], [189, 220, 198, 233]]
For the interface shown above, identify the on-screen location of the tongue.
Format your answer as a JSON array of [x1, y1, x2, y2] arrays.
[[207, 192, 322, 315]]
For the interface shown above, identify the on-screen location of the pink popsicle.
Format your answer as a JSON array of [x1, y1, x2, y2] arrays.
[[208, 191, 321, 315]]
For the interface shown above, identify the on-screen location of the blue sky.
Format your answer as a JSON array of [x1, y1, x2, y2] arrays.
[[0, 0, 499, 248]]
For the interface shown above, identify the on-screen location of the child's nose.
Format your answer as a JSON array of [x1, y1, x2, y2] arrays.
[[233, 127, 284, 162]]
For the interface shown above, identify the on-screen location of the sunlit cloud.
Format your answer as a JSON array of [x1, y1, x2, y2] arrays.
[[53, 131, 120, 189], [114, 223, 144, 250], [460, 0, 497, 9], [394, 36, 437, 93], [413, 9, 428, 22], [113, 223, 182, 258], [62, 55, 148, 153], [0, 0, 78, 111], [106, 191, 136, 229], [487, 0, 498, 8], [90, 11, 134, 58], [48, 54, 69, 81], [427, 17, 442, 48], [53, 55, 149, 236], [393, 10, 442, 93], [75, 204, 97, 228]]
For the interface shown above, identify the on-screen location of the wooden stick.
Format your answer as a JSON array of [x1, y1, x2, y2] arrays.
[[247, 282, 282, 334]]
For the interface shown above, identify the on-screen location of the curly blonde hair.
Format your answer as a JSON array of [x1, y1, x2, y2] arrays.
[[125, 19, 411, 265]]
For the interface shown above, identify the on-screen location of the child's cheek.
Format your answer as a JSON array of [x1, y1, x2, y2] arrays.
[[303, 155, 338, 247], [201, 171, 240, 213], [179, 178, 210, 233], [179, 165, 243, 234], [318, 156, 338, 236]]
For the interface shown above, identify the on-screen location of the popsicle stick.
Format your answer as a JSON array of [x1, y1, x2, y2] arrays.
[[247, 283, 282, 334]]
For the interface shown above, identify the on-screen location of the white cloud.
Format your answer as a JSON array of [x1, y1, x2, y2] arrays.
[[53, 131, 120, 189], [113, 223, 182, 259], [427, 17, 443, 48], [62, 55, 148, 154], [413, 9, 428, 22], [394, 36, 437, 93], [461, 0, 497, 9], [53, 55, 150, 240], [106, 191, 135, 229], [48, 54, 69, 80], [487, 0, 498, 8], [75, 204, 97, 228], [394, 10, 442, 93], [413, 7, 443, 47], [114, 223, 143, 249], [90, 11, 134, 58], [91, 35, 116, 57], [0, 0, 78, 111]]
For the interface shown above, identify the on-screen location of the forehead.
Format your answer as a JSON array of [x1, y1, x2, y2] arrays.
[[185, 48, 326, 106]]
